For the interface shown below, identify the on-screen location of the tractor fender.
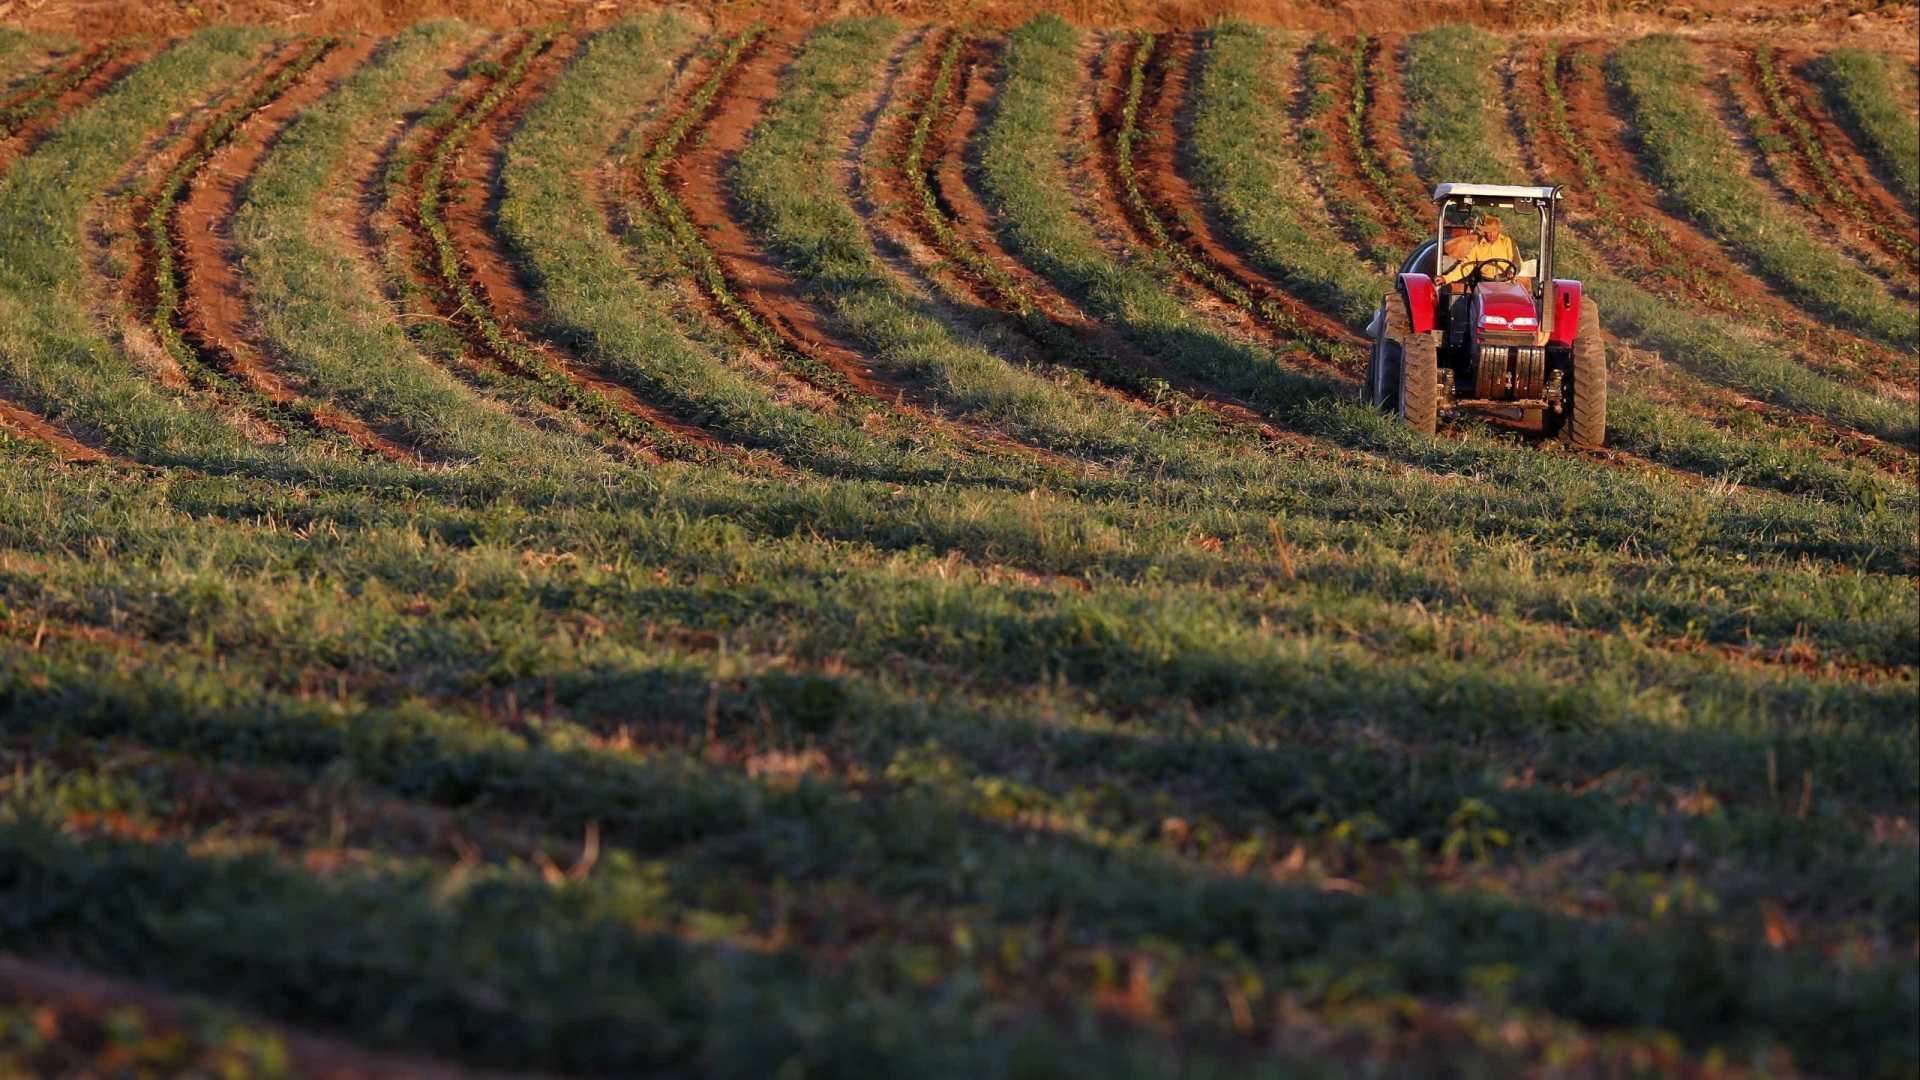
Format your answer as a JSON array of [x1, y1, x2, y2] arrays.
[[1548, 280, 1582, 346], [1396, 273, 1438, 334]]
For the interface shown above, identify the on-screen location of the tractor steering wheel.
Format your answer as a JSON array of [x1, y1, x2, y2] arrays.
[[1467, 257, 1520, 285]]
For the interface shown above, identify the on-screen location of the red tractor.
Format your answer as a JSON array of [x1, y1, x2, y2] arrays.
[[1367, 184, 1606, 446]]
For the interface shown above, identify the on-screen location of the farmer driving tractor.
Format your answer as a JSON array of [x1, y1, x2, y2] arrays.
[[1439, 212, 1521, 290]]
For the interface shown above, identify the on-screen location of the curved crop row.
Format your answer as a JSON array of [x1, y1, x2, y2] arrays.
[[1107, 33, 1349, 366], [403, 31, 720, 463], [0, 43, 120, 135], [1396, 25, 1918, 498], [1746, 47, 1917, 267], [232, 22, 610, 470], [1186, 26, 1378, 326], [1608, 36, 1916, 352], [1812, 47, 1919, 208], [0, 28, 306, 468], [888, 32, 1227, 425], [142, 38, 365, 455], [637, 29, 863, 403], [735, 18, 1207, 464]]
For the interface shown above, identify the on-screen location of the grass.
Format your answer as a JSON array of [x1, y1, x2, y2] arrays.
[[1812, 47, 1919, 209], [0, 15, 1914, 1078], [1608, 35, 1917, 352], [232, 22, 611, 469], [0, 27, 278, 465], [1188, 26, 1380, 325]]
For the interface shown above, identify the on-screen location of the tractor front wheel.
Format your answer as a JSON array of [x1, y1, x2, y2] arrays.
[[1564, 300, 1607, 447]]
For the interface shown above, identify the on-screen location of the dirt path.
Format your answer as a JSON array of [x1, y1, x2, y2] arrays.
[[173, 38, 424, 465]]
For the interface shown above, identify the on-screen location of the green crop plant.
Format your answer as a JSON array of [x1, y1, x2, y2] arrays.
[[1608, 35, 1917, 352], [1813, 47, 1919, 209], [1109, 33, 1348, 361]]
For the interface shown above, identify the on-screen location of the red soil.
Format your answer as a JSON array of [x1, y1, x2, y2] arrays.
[[1753, 47, 1919, 267], [1546, 42, 1916, 396], [665, 30, 1085, 470], [864, 32, 1276, 437], [1359, 33, 1431, 226], [1144, 33, 1362, 352], [15, 0, 1914, 43], [0, 45, 147, 176], [174, 37, 423, 464], [1506, 44, 1914, 471], [409, 34, 750, 466], [1302, 35, 1420, 258], [0, 399, 109, 462], [1090, 35, 1347, 377]]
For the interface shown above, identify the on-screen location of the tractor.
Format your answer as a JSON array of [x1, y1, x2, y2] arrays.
[[1366, 183, 1606, 446]]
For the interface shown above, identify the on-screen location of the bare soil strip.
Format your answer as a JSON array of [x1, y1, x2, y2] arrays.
[[1143, 33, 1362, 355], [1090, 35, 1345, 376], [1361, 34, 1433, 221], [659, 29, 1085, 472], [127, 39, 412, 459], [1307, 35, 1421, 257], [397, 34, 737, 466], [0, 955, 522, 1080], [0, 44, 144, 176], [869, 31, 1284, 440], [174, 38, 424, 464], [1743, 47, 1919, 270], [0, 399, 110, 462], [1546, 42, 1917, 396], [1506, 45, 1916, 473], [1700, 47, 1917, 299]]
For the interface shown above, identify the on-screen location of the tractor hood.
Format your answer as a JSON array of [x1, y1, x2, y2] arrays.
[[1473, 281, 1539, 333]]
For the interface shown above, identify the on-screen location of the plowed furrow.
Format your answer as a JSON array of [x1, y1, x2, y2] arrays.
[[656, 29, 1082, 472], [0, 42, 119, 134], [140, 38, 414, 459], [1135, 33, 1361, 361], [1359, 34, 1431, 223], [402, 33, 734, 466], [878, 32, 1276, 438], [1301, 34, 1420, 260], [1094, 35, 1346, 377], [1543, 42, 1916, 396], [174, 38, 422, 464], [0, 397, 110, 462], [1509, 45, 1915, 472], [0, 43, 143, 177], [1743, 47, 1918, 271]]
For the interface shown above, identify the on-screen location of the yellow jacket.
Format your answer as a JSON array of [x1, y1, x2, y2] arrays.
[[1439, 234, 1519, 283]]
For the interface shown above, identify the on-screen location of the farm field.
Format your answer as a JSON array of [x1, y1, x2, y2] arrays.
[[0, 7, 1915, 1077]]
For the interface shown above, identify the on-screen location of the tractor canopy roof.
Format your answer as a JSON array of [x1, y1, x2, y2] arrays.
[[1430, 183, 1561, 205]]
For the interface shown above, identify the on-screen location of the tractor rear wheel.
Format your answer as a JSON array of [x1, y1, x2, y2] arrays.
[[1397, 308, 1438, 435], [1564, 300, 1607, 447]]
